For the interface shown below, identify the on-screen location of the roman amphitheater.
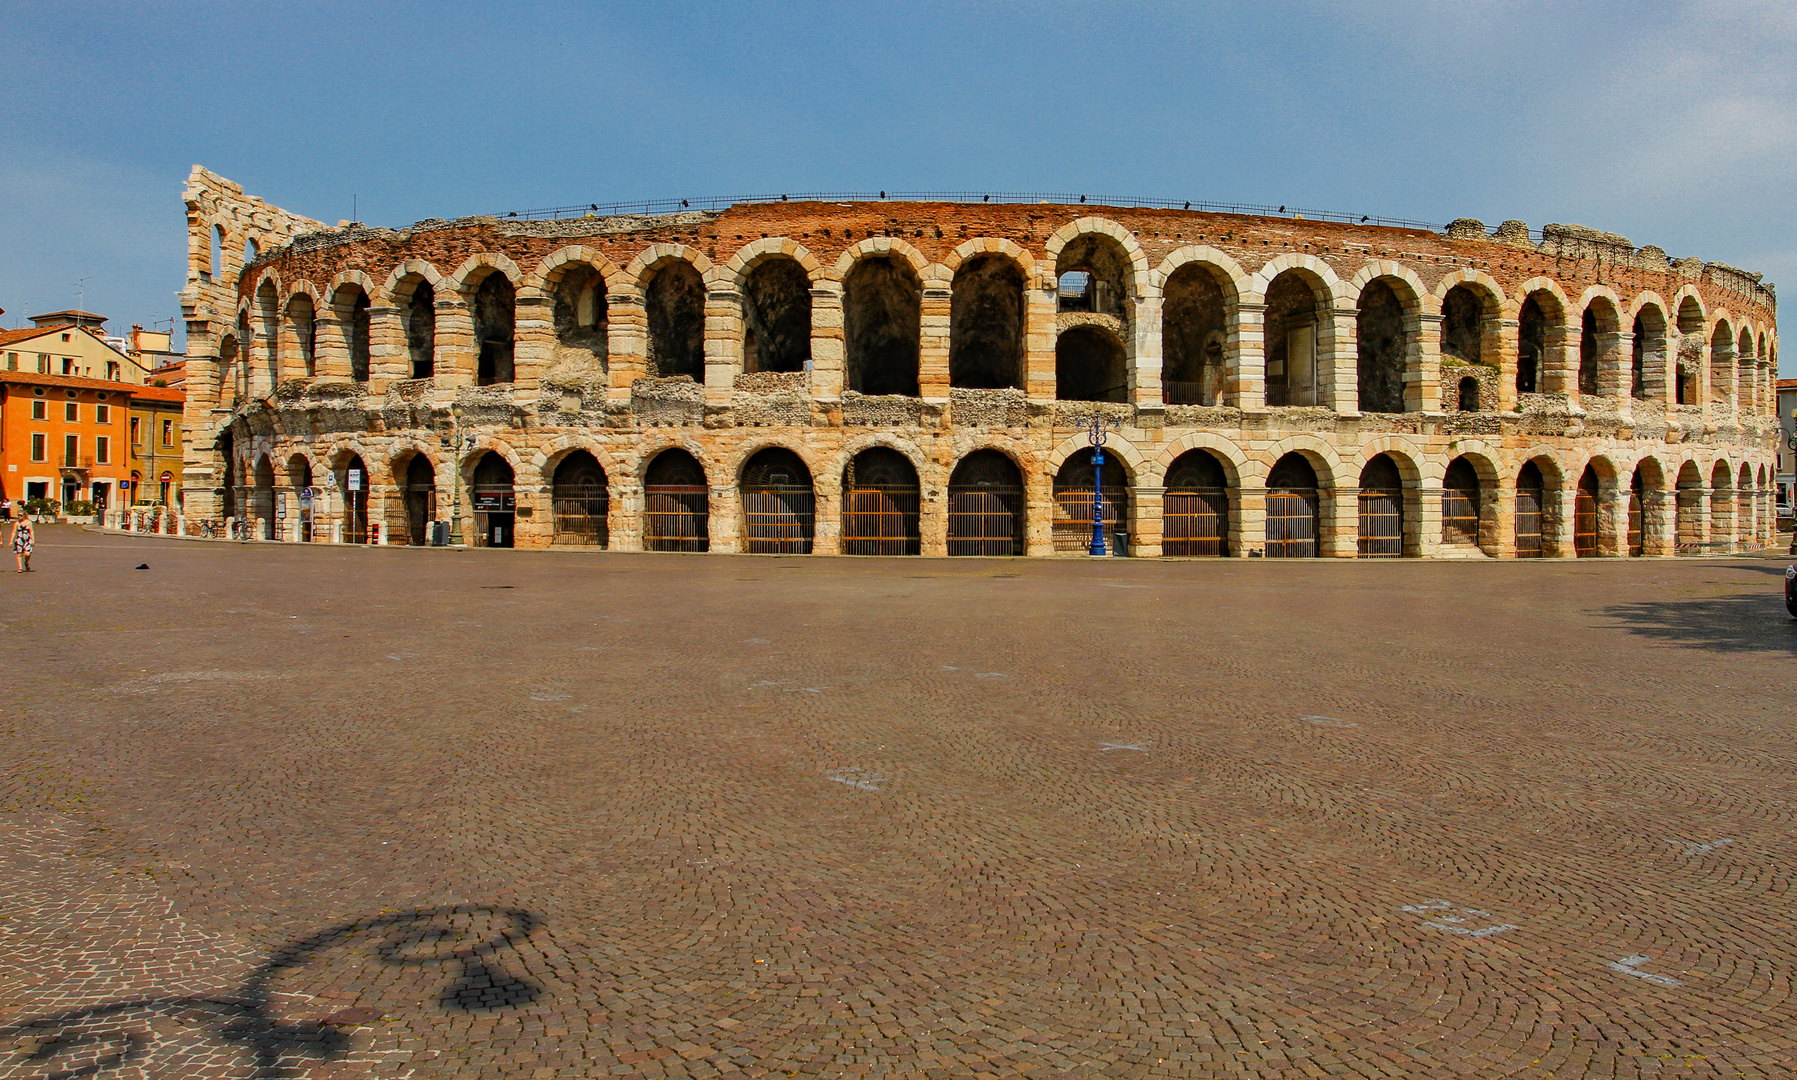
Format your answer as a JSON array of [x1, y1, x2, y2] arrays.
[[176, 167, 1779, 559]]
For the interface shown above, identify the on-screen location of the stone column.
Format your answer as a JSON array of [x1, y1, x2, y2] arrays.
[[1129, 484, 1163, 557], [811, 470, 842, 556], [1231, 301, 1266, 410], [1545, 481, 1576, 557], [1023, 468, 1055, 556], [810, 282, 845, 401], [918, 283, 952, 401], [919, 465, 949, 556], [435, 297, 476, 389], [1412, 311, 1442, 413], [1236, 485, 1264, 558], [1597, 475, 1626, 557], [606, 287, 648, 402], [1131, 294, 1163, 408], [1023, 280, 1057, 401], [368, 304, 407, 391], [1324, 486, 1356, 558], [704, 288, 741, 407], [1324, 306, 1358, 414], [609, 476, 642, 552], [1710, 485, 1734, 553], [1414, 484, 1441, 558], [512, 292, 555, 390], [1539, 319, 1575, 399], [1492, 317, 1520, 412], [312, 315, 348, 380], [1489, 484, 1515, 558], [709, 484, 741, 553]]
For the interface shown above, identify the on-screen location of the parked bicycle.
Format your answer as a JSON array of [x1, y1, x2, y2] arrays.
[[198, 519, 218, 539]]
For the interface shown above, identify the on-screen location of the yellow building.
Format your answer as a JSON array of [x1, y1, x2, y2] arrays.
[[127, 382, 185, 507]]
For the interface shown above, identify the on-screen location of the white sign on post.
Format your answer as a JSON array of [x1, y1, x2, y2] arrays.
[[347, 469, 362, 492]]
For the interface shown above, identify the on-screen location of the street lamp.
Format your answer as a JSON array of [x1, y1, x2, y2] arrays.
[[1084, 412, 1122, 556]]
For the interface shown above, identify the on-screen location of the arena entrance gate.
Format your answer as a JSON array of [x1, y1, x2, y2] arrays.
[[342, 454, 370, 544], [1627, 468, 1645, 556], [470, 452, 514, 548], [948, 450, 1025, 556], [1162, 450, 1229, 557], [551, 450, 609, 548], [1357, 454, 1404, 557], [1052, 448, 1128, 553], [1514, 461, 1546, 558], [1265, 453, 1319, 558], [1441, 457, 1480, 548], [841, 448, 920, 555], [1574, 465, 1600, 557], [741, 448, 814, 554], [403, 455, 436, 546], [644, 450, 708, 552]]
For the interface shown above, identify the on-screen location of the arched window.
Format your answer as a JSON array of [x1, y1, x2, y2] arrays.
[[474, 273, 515, 385], [1517, 296, 1548, 394], [1357, 454, 1404, 557], [208, 225, 224, 282], [741, 259, 811, 374], [1263, 272, 1320, 407], [216, 335, 239, 407], [843, 257, 921, 396], [405, 279, 436, 379], [949, 256, 1025, 390], [1163, 450, 1229, 557], [1356, 280, 1408, 413], [947, 449, 1025, 555], [1161, 264, 1228, 406], [333, 284, 371, 383], [1574, 465, 1600, 557], [552, 266, 607, 373], [1051, 448, 1129, 553], [1514, 461, 1545, 557], [551, 450, 608, 548], [645, 261, 704, 379], [1579, 308, 1600, 396], [1710, 461, 1734, 551], [288, 294, 316, 378], [256, 279, 280, 389], [740, 447, 814, 553], [1442, 457, 1481, 548], [643, 449, 708, 552], [1457, 376, 1479, 412], [1631, 306, 1666, 401], [402, 454, 437, 546], [841, 447, 920, 555], [1265, 453, 1320, 558], [1054, 326, 1127, 402], [470, 452, 515, 548], [1440, 286, 1485, 364]]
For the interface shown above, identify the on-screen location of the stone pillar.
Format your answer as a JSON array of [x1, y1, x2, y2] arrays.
[[1023, 468, 1055, 556], [1597, 476, 1626, 557], [1131, 294, 1163, 408], [1539, 319, 1575, 399], [1413, 311, 1442, 413], [704, 288, 741, 407], [436, 297, 476, 388], [1023, 280, 1057, 401], [1490, 485, 1516, 558], [1323, 486, 1356, 558], [607, 287, 648, 401], [367, 304, 407, 391], [314, 315, 349, 379], [810, 282, 845, 401], [1710, 485, 1734, 553], [1414, 484, 1441, 558], [609, 476, 642, 552], [1492, 318, 1520, 412], [1324, 307, 1358, 414], [1599, 330, 1630, 412], [811, 472, 842, 556], [1236, 485, 1265, 558], [513, 292, 555, 390], [919, 466, 949, 557], [918, 283, 952, 401], [709, 484, 741, 553], [1545, 482, 1576, 557], [1129, 485, 1163, 557], [1231, 301, 1266, 410]]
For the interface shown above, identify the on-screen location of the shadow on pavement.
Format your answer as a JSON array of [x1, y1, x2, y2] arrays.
[[1598, 591, 1797, 656], [1, 905, 543, 1080]]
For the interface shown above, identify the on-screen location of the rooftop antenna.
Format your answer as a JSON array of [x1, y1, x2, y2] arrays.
[[352, 194, 358, 223], [74, 276, 91, 317]]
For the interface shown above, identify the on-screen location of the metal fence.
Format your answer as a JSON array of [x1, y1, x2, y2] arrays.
[[742, 486, 815, 554], [552, 484, 610, 547], [1358, 489, 1404, 557], [1265, 491, 1319, 558], [1514, 487, 1545, 557], [947, 486, 1025, 556], [1051, 489, 1127, 553], [1163, 489, 1228, 557], [842, 486, 921, 556]]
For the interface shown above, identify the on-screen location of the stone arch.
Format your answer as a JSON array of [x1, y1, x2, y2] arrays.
[[941, 237, 1037, 279], [1350, 269, 1423, 413], [1149, 246, 1250, 300], [1259, 262, 1336, 408], [455, 437, 530, 488], [626, 243, 716, 286], [327, 272, 376, 383], [830, 236, 934, 280], [526, 245, 630, 294], [632, 435, 720, 486], [1250, 253, 1342, 305], [1045, 431, 1147, 478], [1435, 271, 1505, 370], [1346, 262, 1429, 312], [737, 252, 814, 374], [376, 259, 446, 306], [724, 438, 824, 484], [1628, 294, 1670, 401], [283, 286, 319, 379], [949, 249, 1030, 390], [1351, 437, 1425, 485], [1157, 251, 1243, 406], [631, 248, 709, 380], [1578, 289, 1623, 398], [1256, 434, 1344, 488], [1671, 287, 1707, 332], [535, 434, 628, 494], [1512, 279, 1568, 395], [1153, 432, 1248, 488], [841, 247, 922, 396], [823, 433, 932, 493], [444, 252, 525, 296], [719, 237, 827, 286], [1044, 217, 1150, 291]]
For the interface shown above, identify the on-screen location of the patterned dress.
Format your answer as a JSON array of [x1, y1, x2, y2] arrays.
[[11, 522, 32, 555]]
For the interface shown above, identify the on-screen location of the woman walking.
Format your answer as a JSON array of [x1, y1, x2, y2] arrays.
[[12, 516, 33, 572]]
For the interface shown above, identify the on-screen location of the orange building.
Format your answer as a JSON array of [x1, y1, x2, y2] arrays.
[[0, 368, 135, 515]]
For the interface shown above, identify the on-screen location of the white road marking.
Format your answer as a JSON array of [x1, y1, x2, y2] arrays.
[[1608, 955, 1681, 987]]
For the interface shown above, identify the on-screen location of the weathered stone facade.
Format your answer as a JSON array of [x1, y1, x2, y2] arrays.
[[179, 167, 1779, 558]]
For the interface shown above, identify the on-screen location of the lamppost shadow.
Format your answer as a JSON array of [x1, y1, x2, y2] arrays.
[[1, 905, 544, 1080]]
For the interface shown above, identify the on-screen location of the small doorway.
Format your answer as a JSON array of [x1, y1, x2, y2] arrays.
[[551, 451, 609, 547], [1441, 457, 1481, 547], [1515, 462, 1545, 558], [342, 454, 370, 544], [1574, 465, 1599, 557], [740, 448, 815, 554], [1356, 454, 1404, 557], [644, 450, 709, 552], [947, 450, 1025, 556], [841, 448, 920, 555], [1051, 448, 1129, 553], [1163, 450, 1229, 557], [403, 455, 437, 546], [470, 452, 515, 548], [289, 456, 313, 542], [1265, 453, 1320, 558]]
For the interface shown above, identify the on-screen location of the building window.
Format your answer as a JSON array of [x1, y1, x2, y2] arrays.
[[106, 361, 120, 381], [31, 433, 46, 462], [36, 354, 48, 373], [64, 434, 79, 465], [96, 437, 110, 464], [65, 402, 79, 422], [62, 359, 76, 375], [61, 333, 71, 342], [5, 352, 14, 370], [96, 404, 110, 424], [131, 417, 142, 443], [31, 400, 47, 420], [161, 419, 174, 446]]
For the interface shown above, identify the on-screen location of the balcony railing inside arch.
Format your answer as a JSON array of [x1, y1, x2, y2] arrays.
[[499, 191, 1447, 233]]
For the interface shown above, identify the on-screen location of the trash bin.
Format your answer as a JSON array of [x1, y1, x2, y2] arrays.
[[430, 521, 450, 547], [1113, 530, 1129, 556]]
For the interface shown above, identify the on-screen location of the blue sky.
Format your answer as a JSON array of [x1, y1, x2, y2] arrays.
[[1, 1, 1789, 369]]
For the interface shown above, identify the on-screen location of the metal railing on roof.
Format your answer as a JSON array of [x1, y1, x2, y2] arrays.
[[499, 191, 1446, 231]]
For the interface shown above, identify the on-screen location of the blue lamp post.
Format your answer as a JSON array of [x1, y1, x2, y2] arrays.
[[1085, 412, 1121, 556]]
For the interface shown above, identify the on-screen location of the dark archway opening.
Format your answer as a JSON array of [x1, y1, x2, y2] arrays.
[[1356, 280, 1408, 413], [949, 256, 1025, 390], [289, 294, 316, 379], [342, 453, 370, 544], [1517, 296, 1547, 394], [1357, 454, 1404, 557], [217, 431, 236, 521], [253, 456, 276, 539], [1442, 457, 1481, 547], [406, 281, 436, 379], [346, 290, 371, 383], [1441, 285, 1484, 364], [1160, 264, 1227, 405], [644, 449, 708, 552], [287, 454, 312, 542], [1052, 447, 1129, 553], [1628, 467, 1645, 556], [470, 452, 515, 548], [1675, 461, 1703, 553], [741, 447, 814, 554], [645, 262, 705, 379], [1457, 376, 1480, 412], [1164, 450, 1230, 557], [842, 447, 920, 555], [474, 274, 516, 385], [742, 258, 812, 375], [1263, 272, 1320, 406], [551, 450, 608, 548], [1579, 308, 1600, 396], [947, 449, 1025, 555], [403, 454, 437, 546], [1574, 464, 1600, 557], [552, 266, 608, 370], [843, 257, 921, 396], [1055, 326, 1128, 402], [1515, 461, 1545, 557], [1266, 453, 1320, 558]]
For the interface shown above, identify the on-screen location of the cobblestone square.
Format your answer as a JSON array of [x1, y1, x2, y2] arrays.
[[3, 529, 1795, 1078]]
